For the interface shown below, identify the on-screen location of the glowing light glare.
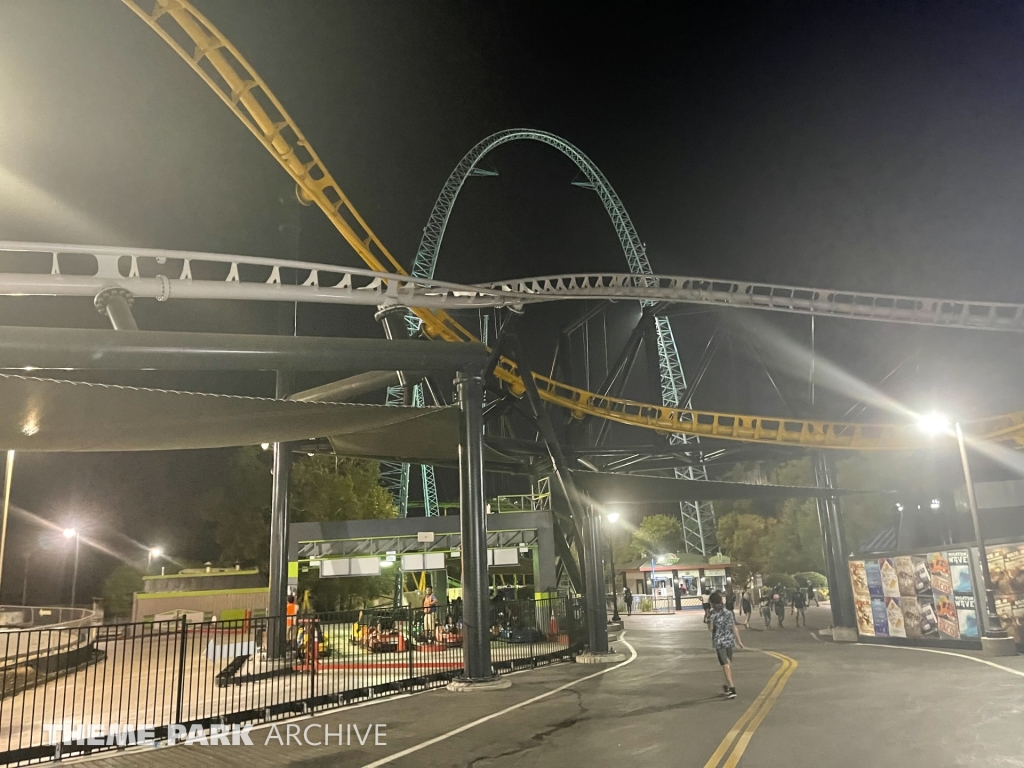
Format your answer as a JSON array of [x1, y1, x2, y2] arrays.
[[930, 499, 941, 510], [916, 412, 951, 435], [20, 416, 39, 437], [0, 164, 123, 243], [606, 512, 620, 523], [149, 547, 163, 558], [62, 528, 76, 539], [896, 503, 904, 512], [260, 443, 270, 450], [380, 560, 394, 568]]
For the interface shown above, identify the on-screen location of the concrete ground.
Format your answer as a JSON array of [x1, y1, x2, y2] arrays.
[[75, 604, 1024, 768]]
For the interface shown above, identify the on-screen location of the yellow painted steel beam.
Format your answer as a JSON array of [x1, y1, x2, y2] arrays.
[[122, 0, 1024, 450]]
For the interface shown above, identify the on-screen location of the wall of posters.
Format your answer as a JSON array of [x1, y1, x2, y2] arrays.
[[987, 543, 1024, 644], [849, 548, 980, 643]]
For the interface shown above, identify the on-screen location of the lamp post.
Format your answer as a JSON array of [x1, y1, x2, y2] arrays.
[[0, 450, 14, 600], [606, 512, 621, 622], [63, 528, 80, 607], [917, 413, 1008, 641], [21, 550, 32, 606]]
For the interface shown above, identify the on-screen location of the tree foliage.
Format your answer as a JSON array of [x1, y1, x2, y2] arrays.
[[715, 454, 909, 587], [197, 448, 398, 610], [629, 514, 684, 560], [102, 564, 144, 618]]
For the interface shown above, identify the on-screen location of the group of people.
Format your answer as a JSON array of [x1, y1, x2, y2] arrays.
[[700, 585, 818, 629]]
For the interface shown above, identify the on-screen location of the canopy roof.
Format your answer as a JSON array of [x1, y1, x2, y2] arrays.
[[0, 374, 459, 461]]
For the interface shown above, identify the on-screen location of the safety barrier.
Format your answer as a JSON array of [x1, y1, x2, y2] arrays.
[[0, 596, 585, 765]]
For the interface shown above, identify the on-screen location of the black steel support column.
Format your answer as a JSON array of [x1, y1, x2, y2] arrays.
[[814, 452, 855, 629], [457, 371, 493, 681], [582, 507, 609, 652], [268, 371, 293, 658]]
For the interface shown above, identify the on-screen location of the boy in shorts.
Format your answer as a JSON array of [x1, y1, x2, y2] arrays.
[[708, 591, 745, 699]]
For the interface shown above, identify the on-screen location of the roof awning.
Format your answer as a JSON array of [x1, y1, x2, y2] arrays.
[[571, 470, 879, 503], [0, 374, 460, 461]]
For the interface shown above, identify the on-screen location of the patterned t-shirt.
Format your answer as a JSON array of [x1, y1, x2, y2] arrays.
[[710, 608, 737, 649]]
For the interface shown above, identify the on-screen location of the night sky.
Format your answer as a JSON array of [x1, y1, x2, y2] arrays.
[[3, 1, 1024, 601]]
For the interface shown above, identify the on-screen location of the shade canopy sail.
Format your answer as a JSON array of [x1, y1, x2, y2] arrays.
[[0, 374, 460, 460], [571, 470, 880, 504]]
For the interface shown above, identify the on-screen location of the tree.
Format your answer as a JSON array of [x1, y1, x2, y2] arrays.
[[715, 513, 774, 589], [629, 515, 684, 560], [198, 448, 399, 610], [197, 447, 272, 567], [102, 565, 144, 618]]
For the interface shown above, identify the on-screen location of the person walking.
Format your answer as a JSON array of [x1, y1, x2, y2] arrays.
[[809, 586, 819, 606], [702, 589, 712, 624], [773, 592, 786, 628], [741, 590, 753, 628], [623, 586, 634, 617], [725, 588, 736, 613], [792, 588, 807, 628], [760, 596, 773, 628], [708, 591, 744, 699]]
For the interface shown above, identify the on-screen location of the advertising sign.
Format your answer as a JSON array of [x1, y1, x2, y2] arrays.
[[879, 558, 900, 598], [851, 548, 981, 642], [885, 596, 906, 638], [988, 543, 1024, 643], [848, 561, 874, 636]]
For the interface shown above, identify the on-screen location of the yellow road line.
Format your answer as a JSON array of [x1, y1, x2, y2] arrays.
[[702, 653, 793, 768], [722, 652, 797, 767]]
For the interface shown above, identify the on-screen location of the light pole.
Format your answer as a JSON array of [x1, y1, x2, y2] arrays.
[[21, 550, 32, 606], [606, 512, 621, 622], [63, 528, 80, 607], [0, 450, 14, 600], [917, 413, 1008, 641]]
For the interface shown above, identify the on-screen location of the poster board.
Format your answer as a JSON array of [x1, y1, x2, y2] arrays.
[[849, 549, 979, 642], [987, 542, 1024, 643]]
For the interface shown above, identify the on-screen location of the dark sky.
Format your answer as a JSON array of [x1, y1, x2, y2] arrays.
[[3, 0, 1024, 600]]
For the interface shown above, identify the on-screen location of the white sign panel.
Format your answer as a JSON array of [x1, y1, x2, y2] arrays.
[[490, 548, 520, 566], [704, 568, 726, 577], [320, 559, 351, 577], [401, 553, 424, 571], [424, 552, 446, 570], [417, 531, 435, 543], [351, 557, 382, 575]]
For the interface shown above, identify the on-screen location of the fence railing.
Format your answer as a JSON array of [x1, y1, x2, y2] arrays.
[[617, 596, 676, 614], [0, 596, 585, 765], [0, 607, 100, 630]]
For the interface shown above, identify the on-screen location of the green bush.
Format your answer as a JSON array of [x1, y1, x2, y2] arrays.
[[763, 573, 798, 591], [793, 571, 828, 590]]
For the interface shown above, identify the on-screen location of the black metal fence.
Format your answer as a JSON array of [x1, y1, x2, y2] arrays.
[[0, 596, 585, 765]]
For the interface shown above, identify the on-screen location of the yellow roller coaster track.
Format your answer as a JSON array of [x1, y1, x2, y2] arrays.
[[121, 0, 1024, 450]]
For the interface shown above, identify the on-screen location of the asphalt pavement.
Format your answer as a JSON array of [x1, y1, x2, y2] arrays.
[[74, 604, 1024, 768]]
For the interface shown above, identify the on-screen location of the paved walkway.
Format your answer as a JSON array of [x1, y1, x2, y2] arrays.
[[71, 605, 1024, 767]]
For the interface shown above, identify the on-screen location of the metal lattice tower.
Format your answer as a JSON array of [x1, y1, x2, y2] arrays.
[[380, 383, 439, 518], [411, 129, 716, 554]]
